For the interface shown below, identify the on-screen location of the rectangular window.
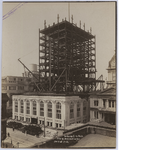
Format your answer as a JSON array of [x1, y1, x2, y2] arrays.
[[48, 102, 52, 118], [77, 102, 80, 117], [18, 86, 24, 90], [94, 111, 98, 119], [56, 110, 61, 119], [83, 106, 86, 116], [33, 102, 36, 115], [103, 99, 106, 108], [20, 101, 24, 113], [112, 101, 114, 107], [20, 117, 24, 121], [26, 101, 30, 114], [94, 100, 98, 106], [15, 101, 18, 112], [40, 102, 44, 116], [109, 100, 111, 107], [2, 86, 7, 90], [9, 86, 16, 90], [70, 109, 74, 119], [48, 108, 52, 117], [83, 102, 87, 116], [26, 118, 30, 122]]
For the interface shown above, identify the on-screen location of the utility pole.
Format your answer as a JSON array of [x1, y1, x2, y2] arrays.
[[64, 120, 65, 130]]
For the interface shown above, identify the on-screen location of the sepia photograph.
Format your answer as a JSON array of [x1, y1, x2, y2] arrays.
[[1, 1, 117, 148]]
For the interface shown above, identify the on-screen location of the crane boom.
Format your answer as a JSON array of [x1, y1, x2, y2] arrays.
[[18, 58, 41, 92]]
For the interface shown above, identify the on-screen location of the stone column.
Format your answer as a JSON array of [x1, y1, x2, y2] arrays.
[[37, 101, 40, 124], [24, 100, 26, 122], [12, 99, 15, 119], [52, 101, 56, 128], [44, 101, 47, 126], [74, 101, 77, 123], [80, 101, 83, 122], [18, 100, 21, 120]]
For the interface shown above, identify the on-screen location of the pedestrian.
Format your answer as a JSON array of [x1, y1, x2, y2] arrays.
[[8, 132, 10, 137]]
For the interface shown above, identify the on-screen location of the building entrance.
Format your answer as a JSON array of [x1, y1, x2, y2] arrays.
[[31, 118, 38, 124]]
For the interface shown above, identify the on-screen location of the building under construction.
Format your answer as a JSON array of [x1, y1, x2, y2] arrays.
[[39, 17, 96, 93], [12, 17, 100, 128]]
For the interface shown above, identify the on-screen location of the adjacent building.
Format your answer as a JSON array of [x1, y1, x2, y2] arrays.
[[89, 87, 116, 125], [2, 76, 30, 117], [1, 93, 9, 141], [2, 64, 39, 117], [89, 53, 116, 125]]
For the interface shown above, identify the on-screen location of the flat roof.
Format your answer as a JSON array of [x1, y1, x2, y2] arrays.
[[40, 20, 94, 39]]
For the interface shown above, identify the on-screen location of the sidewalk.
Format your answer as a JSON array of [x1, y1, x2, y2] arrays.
[[4, 128, 54, 148]]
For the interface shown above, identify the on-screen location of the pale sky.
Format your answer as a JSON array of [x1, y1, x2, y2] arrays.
[[2, 2, 116, 80]]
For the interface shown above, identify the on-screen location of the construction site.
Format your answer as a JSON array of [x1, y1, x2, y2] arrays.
[[11, 15, 106, 129], [18, 15, 103, 94]]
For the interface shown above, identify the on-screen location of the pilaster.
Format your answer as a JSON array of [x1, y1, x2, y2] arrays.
[[24, 100, 26, 122], [44, 101, 47, 126], [37, 100, 40, 124], [52, 101, 56, 128], [12, 100, 15, 119], [18, 100, 20, 120]]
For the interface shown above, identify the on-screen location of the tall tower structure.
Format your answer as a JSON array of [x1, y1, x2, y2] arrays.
[[39, 18, 96, 93]]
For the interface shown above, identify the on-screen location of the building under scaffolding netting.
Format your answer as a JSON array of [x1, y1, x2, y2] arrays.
[[39, 17, 97, 93]]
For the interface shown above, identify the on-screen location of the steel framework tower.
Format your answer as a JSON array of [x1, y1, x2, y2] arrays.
[[39, 18, 96, 93]]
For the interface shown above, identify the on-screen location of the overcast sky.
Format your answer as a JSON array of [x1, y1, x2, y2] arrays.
[[2, 2, 116, 80]]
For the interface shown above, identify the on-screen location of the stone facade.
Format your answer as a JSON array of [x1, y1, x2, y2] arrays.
[[12, 95, 89, 128]]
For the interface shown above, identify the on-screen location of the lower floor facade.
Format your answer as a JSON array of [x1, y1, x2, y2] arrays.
[[90, 110, 116, 125], [12, 95, 89, 128]]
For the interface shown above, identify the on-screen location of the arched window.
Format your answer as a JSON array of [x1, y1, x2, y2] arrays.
[[15, 101, 18, 112], [20, 100, 24, 113], [56, 102, 61, 119], [77, 102, 80, 117], [70, 102, 74, 119], [33, 101, 36, 115], [83, 101, 87, 116], [40, 101, 44, 116], [26, 100, 30, 114], [48, 102, 52, 118]]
